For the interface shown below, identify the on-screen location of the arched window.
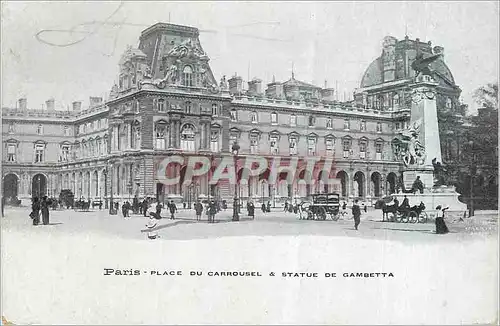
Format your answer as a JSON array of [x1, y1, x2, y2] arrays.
[[210, 129, 219, 152], [182, 66, 194, 87], [180, 124, 196, 151]]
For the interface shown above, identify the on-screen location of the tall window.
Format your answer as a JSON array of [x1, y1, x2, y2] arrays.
[[37, 124, 43, 135], [271, 112, 278, 124], [7, 144, 16, 162], [8, 123, 15, 134], [155, 125, 166, 149], [182, 66, 194, 87], [270, 135, 279, 154], [230, 109, 237, 121], [180, 124, 195, 151], [342, 139, 351, 158], [250, 134, 259, 154], [61, 145, 70, 161], [135, 127, 141, 149], [97, 140, 101, 156], [35, 144, 44, 163], [185, 102, 192, 114], [135, 100, 140, 113], [376, 122, 382, 133], [212, 104, 218, 116], [359, 140, 367, 159], [326, 138, 334, 156], [290, 114, 297, 126], [393, 93, 400, 106], [210, 130, 219, 152], [326, 118, 332, 129], [343, 119, 350, 130], [307, 137, 317, 156], [158, 99, 166, 112], [289, 137, 298, 155], [250, 111, 258, 123], [445, 97, 452, 109], [229, 133, 238, 147], [360, 120, 366, 131], [308, 116, 316, 127], [375, 142, 383, 160]]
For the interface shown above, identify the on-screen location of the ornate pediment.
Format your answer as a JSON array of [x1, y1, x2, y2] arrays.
[[167, 38, 207, 59]]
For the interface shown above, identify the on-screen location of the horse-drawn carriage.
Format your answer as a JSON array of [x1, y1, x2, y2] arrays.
[[300, 193, 341, 221], [377, 196, 428, 223], [74, 199, 91, 211]]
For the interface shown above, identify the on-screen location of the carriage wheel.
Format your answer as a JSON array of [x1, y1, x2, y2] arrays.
[[306, 209, 314, 220], [396, 212, 407, 223], [418, 212, 428, 224], [317, 207, 327, 220], [409, 211, 418, 224], [389, 212, 397, 222]]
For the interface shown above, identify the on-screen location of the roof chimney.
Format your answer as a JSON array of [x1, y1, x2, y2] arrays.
[[72, 101, 82, 111], [45, 98, 55, 111], [18, 98, 27, 110], [228, 75, 243, 95]]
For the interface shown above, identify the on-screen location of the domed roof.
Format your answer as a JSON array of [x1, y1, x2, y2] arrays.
[[359, 37, 457, 88], [360, 58, 383, 88]]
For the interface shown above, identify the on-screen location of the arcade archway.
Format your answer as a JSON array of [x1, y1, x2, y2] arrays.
[[336, 171, 349, 198], [3, 173, 19, 200], [386, 172, 397, 195], [371, 172, 382, 198], [353, 171, 365, 198]]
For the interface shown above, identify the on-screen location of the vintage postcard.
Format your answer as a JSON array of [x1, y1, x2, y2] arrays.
[[1, 1, 498, 325]]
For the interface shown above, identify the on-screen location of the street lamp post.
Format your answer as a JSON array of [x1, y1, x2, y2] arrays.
[[109, 166, 114, 215], [468, 140, 475, 217], [103, 168, 108, 209], [232, 142, 240, 221]]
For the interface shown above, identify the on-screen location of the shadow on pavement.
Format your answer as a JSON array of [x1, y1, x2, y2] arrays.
[[374, 227, 434, 234]]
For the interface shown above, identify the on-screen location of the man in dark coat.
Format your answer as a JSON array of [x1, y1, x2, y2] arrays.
[[168, 200, 176, 220], [247, 201, 255, 219], [352, 199, 361, 230], [208, 200, 217, 223], [31, 197, 41, 226], [267, 202, 271, 213], [155, 201, 163, 219], [195, 200, 203, 221], [41, 196, 50, 225], [261, 202, 266, 213], [142, 199, 149, 217]]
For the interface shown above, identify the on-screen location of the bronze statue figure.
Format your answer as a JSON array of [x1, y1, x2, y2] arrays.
[[411, 52, 442, 77]]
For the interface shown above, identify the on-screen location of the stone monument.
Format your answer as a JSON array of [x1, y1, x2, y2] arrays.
[[391, 52, 466, 212]]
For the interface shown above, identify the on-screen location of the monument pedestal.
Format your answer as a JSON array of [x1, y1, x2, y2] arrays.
[[403, 168, 434, 191]]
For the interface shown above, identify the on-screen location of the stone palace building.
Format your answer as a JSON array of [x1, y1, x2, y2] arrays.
[[1, 23, 466, 206]]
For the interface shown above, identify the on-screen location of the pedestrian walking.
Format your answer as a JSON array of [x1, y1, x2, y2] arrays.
[[435, 205, 450, 234], [168, 200, 177, 220], [155, 201, 163, 219], [284, 201, 288, 212], [195, 200, 203, 221], [208, 200, 217, 223], [247, 201, 255, 219], [142, 199, 149, 217], [41, 196, 50, 225], [30, 197, 41, 226], [267, 202, 271, 213], [352, 199, 361, 230], [261, 202, 266, 213]]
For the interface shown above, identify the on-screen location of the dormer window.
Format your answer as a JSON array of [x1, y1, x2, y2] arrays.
[[360, 120, 366, 131], [158, 99, 166, 112], [250, 111, 258, 123], [230, 109, 237, 121], [271, 112, 278, 125], [343, 119, 350, 131], [308, 116, 315, 127], [185, 102, 192, 114], [182, 66, 194, 87], [326, 118, 332, 129]]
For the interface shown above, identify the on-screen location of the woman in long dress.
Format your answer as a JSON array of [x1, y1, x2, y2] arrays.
[[435, 205, 449, 234], [30, 197, 40, 226], [41, 196, 50, 225]]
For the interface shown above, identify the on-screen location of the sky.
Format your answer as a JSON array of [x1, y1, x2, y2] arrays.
[[1, 1, 498, 113]]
